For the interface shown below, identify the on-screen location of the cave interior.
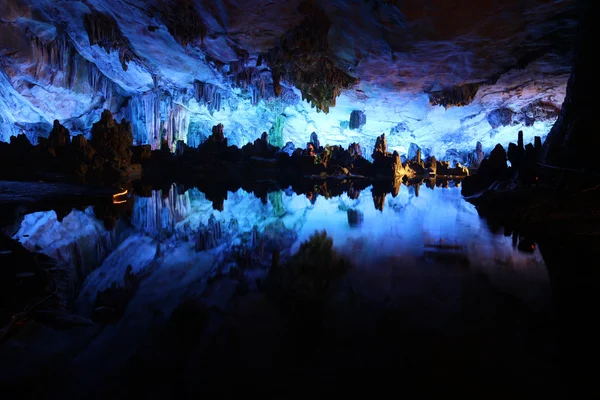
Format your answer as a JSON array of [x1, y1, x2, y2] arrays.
[[0, 0, 599, 397]]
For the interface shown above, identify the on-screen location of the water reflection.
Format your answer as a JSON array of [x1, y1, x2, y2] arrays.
[[14, 181, 549, 281], [6, 181, 556, 396], [128, 182, 547, 294]]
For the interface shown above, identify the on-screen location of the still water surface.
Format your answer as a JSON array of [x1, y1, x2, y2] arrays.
[[5, 182, 558, 395]]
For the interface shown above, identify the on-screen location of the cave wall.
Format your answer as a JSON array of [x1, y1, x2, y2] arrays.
[[542, 0, 599, 171]]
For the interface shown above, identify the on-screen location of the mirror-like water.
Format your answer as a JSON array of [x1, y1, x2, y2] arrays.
[[14, 183, 549, 297], [4, 183, 557, 396]]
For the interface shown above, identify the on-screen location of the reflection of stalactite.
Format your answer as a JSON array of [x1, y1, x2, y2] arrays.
[[132, 184, 191, 238], [195, 215, 225, 251]]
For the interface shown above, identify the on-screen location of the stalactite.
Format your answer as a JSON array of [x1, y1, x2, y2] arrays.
[[30, 34, 75, 89], [27, 30, 118, 103], [161, 0, 208, 47], [427, 82, 482, 108], [83, 10, 137, 71], [126, 91, 191, 150], [193, 80, 226, 114]]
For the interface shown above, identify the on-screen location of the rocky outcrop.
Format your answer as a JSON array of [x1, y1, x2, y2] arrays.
[[206, 123, 226, 146], [462, 143, 511, 196], [407, 143, 421, 161], [265, 2, 357, 113], [349, 110, 366, 130], [83, 10, 137, 71], [242, 132, 277, 159], [160, 0, 208, 46], [371, 134, 405, 178], [427, 82, 481, 108], [467, 142, 485, 169], [520, 101, 561, 127], [309, 132, 320, 151], [372, 134, 388, 161], [487, 108, 515, 129], [196, 215, 227, 251], [90, 110, 133, 170], [542, 0, 599, 171], [46, 120, 71, 149], [348, 142, 363, 159]]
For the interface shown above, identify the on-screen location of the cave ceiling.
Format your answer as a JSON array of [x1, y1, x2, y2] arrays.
[[0, 0, 581, 159]]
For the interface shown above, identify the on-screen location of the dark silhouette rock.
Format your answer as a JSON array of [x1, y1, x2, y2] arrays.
[[207, 123, 226, 145], [348, 142, 363, 158], [281, 141, 296, 155], [462, 143, 511, 196], [90, 109, 133, 169], [309, 131, 320, 150], [47, 120, 71, 148], [347, 209, 364, 227], [349, 110, 366, 130], [372, 134, 387, 161]]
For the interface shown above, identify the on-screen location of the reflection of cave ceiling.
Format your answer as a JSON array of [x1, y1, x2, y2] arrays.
[[0, 0, 581, 161]]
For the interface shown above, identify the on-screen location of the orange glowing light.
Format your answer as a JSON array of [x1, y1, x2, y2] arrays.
[[112, 189, 128, 198], [112, 188, 128, 204]]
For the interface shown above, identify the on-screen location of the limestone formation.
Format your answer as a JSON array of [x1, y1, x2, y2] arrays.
[[160, 0, 208, 46], [372, 134, 387, 161], [428, 82, 481, 108], [408, 143, 421, 161], [207, 123, 227, 145], [265, 3, 357, 113], [348, 142, 363, 159], [83, 10, 137, 71], [268, 115, 286, 148], [486, 108, 515, 129], [310, 132, 320, 150], [347, 209, 364, 227], [90, 110, 133, 169], [349, 110, 366, 130], [47, 120, 71, 148]]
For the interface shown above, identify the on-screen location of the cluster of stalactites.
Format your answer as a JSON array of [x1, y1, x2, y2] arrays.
[[126, 91, 190, 150], [83, 10, 137, 71], [193, 81, 224, 113], [265, 2, 357, 113], [427, 82, 481, 108], [226, 61, 271, 106], [29, 30, 117, 101]]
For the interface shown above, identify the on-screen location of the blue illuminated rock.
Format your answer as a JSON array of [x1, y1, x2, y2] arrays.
[[349, 110, 366, 130]]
